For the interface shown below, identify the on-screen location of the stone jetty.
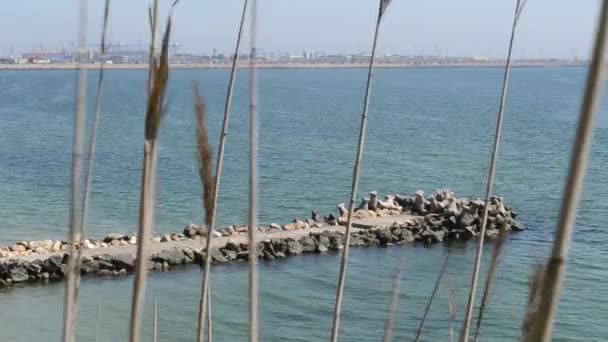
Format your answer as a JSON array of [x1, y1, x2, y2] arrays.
[[0, 190, 523, 288]]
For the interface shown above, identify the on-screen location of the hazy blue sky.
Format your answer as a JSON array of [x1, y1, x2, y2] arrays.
[[0, 0, 601, 58]]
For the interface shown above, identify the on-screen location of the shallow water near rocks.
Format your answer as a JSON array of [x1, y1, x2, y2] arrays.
[[1, 67, 607, 340]]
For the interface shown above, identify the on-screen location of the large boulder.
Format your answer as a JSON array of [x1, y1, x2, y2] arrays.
[[9, 267, 29, 283], [111, 254, 135, 272]]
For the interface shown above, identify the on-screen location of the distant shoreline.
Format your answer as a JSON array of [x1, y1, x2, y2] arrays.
[[0, 61, 587, 71]]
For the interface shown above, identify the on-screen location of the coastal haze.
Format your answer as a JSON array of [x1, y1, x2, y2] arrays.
[[1, 1, 608, 341]]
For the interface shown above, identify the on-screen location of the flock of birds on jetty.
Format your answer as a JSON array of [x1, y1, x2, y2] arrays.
[[0, 190, 523, 288]]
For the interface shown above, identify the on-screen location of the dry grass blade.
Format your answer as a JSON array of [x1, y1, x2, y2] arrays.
[[193, 83, 215, 226], [460, 1, 526, 340], [383, 266, 403, 342], [128, 14, 171, 342], [62, 1, 88, 342], [414, 254, 449, 342], [330, 1, 389, 340], [523, 0, 608, 340], [474, 229, 508, 341]]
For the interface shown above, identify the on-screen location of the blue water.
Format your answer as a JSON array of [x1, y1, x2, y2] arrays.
[[0, 67, 607, 341]]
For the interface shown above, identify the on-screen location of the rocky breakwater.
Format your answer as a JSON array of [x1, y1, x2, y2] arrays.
[[0, 190, 522, 289]]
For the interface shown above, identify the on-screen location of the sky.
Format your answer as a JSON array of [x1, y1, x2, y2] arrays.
[[0, 0, 601, 58]]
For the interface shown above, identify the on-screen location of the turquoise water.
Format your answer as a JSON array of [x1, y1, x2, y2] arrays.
[[0, 67, 607, 340]]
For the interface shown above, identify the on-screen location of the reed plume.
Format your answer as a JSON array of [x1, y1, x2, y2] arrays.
[[128, 13, 171, 342], [474, 229, 507, 341], [193, 84, 215, 226], [196, 3, 249, 341], [414, 254, 449, 342], [460, 1, 527, 339], [330, 1, 392, 340]]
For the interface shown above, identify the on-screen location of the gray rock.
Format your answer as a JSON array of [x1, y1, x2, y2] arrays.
[[9, 267, 29, 282], [111, 254, 135, 272], [80, 260, 100, 274], [103, 233, 124, 243], [286, 238, 303, 255], [154, 249, 189, 266], [299, 236, 317, 253], [311, 210, 322, 223]]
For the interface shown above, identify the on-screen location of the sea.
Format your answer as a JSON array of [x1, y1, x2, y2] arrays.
[[0, 66, 607, 341]]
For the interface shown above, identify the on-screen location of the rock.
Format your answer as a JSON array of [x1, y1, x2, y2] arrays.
[[300, 236, 317, 253], [118, 269, 128, 276], [269, 223, 282, 231], [170, 234, 180, 241], [152, 236, 162, 243], [311, 210, 322, 223], [128, 236, 137, 245], [235, 226, 248, 233], [368, 191, 379, 211], [42, 255, 64, 275], [183, 224, 200, 238], [414, 191, 428, 214], [282, 223, 298, 231], [25, 263, 42, 276], [358, 197, 370, 211], [97, 269, 113, 277], [285, 238, 303, 255], [9, 244, 27, 253], [34, 247, 48, 254], [160, 235, 171, 243], [83, 240, 97, 249], [80, 260, 100, 274], [337, 203, 348, 218], [9, 267, 29, 282], [182, 248, 196, 262], [103, 233, 124, 243], [111, 254, 135, 272], [154, 249, 189, 266], [316, 234, 330, 253]]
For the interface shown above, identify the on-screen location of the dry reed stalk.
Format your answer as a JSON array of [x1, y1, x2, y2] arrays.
[[473, 229, 507, 341], [330, 1, 392, 341], [196, 2, 249, 342], [62, 1, 88, 342], [192, 82, 215, 342], [414, 254, 449, 342], [78, 0, 111, 293], [248, 1, 260, 341], [382, 266, 402, 342], [523, 1, 608, 339], [128, 15, 171, 342], [460, 1, 527, 340]]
